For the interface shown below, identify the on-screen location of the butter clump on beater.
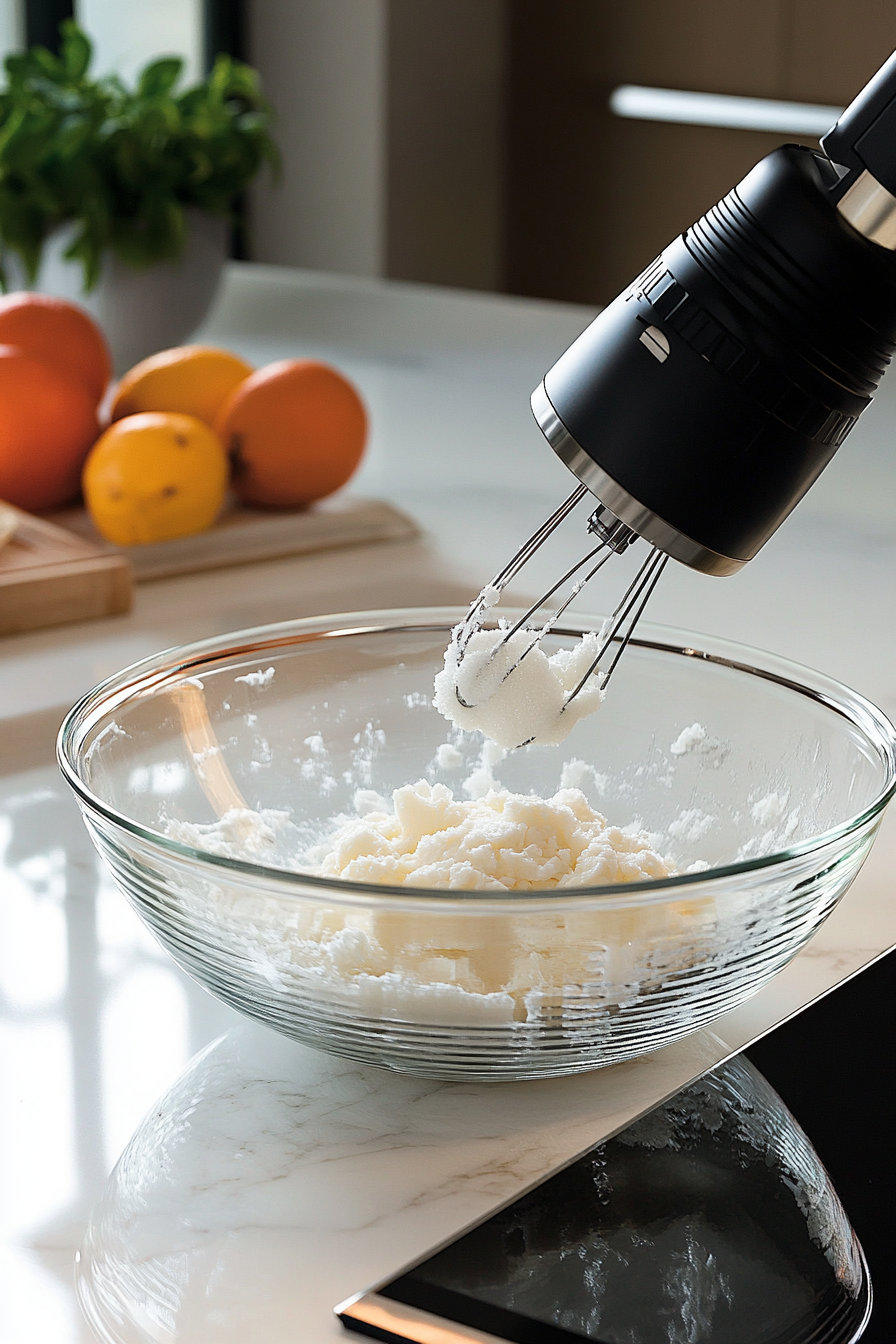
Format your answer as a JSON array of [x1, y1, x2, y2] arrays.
[[433, 626, 605, 749]]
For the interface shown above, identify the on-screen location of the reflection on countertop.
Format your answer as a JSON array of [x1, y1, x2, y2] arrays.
[[78, 1042, 870, 1344], [0, 748, 237, 1343]]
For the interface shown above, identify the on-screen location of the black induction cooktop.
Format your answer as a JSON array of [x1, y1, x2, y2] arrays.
[[337, 951, 894, 1344], [746, 949, 895, 1344]]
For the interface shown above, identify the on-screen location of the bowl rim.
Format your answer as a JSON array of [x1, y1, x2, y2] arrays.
[[56, 606, 896, 906]]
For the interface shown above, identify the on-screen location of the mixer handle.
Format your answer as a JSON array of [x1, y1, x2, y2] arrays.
[[821, 49, 896, 199]]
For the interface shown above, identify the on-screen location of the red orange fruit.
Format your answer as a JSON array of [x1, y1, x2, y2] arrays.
[[0, 292, 112, 404], [214, 359, 367, 507], [0, 346, 100, 511]]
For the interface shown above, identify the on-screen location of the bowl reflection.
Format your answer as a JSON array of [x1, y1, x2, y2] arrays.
[[76, 1035, 870, 1344], [377, 1055, 871, 1344]]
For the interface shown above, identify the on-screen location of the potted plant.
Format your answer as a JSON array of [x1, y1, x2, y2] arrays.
[[0, 22, 278, 371]]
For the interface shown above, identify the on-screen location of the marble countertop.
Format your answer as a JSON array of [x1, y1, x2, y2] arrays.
[[1, 263, 895, 1343]]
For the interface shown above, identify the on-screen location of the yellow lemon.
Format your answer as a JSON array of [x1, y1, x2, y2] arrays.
[[83, 412, 228, 546], [110, 345, 254, 426]]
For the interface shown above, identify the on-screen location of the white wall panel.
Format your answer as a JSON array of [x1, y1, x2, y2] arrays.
[[0, 0, 22, 63], [75, 0, 203, 85], [248, 0, 387, 278]]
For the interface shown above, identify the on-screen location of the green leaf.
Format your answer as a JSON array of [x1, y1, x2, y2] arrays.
[[60, 20, 92, 81], [138, 58, 183, 100]]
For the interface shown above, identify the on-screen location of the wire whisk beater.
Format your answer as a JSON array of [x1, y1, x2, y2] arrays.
[[451, 485, 668, 717]]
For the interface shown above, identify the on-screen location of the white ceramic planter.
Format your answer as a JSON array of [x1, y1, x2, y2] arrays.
[[4, 209, 228, 374]]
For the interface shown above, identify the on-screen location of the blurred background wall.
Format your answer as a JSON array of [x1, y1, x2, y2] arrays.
[[246, 0, 507, 289], [3, 0, 896, 305], [505, 1, 896, 302], [245, 0, 896, 304]]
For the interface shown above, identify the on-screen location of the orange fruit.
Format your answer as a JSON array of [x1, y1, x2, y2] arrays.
[[0, 292, 112, 404], [0, 346, 100, 511], [215, 359, 367, 507], [83, 412, 228, 546], [110, 345, 254, 426]]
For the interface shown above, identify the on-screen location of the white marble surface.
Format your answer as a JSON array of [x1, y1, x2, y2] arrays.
[[75, 843, 896, 1344], [1, 263, 895, 1342]]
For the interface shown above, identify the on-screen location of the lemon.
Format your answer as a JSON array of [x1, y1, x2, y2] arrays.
[[110, 345, 254, 426], [83, 412, 228, 546]]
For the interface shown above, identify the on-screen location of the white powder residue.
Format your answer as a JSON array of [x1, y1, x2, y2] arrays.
[[751, 791, 789, 826], [435, 742, 463, 770], [560, 757, 609, 793], [737, 804, 801, 861], [353, 788, 391, 815], [462, 739, 507, 799], [167, 807, 296, 861], [310, 781, 676, 891], [191, 745, 220, 764], [433, 628, 605, 749], [670, 723, 721, 756], [667, 808, 717, 843], [235, 667, 276, 688]]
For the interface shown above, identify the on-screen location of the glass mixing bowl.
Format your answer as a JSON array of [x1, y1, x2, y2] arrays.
[[58, 609, 896, 1080]]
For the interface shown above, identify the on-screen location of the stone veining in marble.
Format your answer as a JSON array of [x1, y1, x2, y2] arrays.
[[77, 1023, 732, 1344]]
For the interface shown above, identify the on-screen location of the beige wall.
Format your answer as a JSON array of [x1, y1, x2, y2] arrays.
[[247, 0, 507, 290], [386, 0, 507, 290]]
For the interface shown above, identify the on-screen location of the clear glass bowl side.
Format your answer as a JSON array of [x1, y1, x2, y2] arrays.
[[80, 802, 880, 1080], [59, 612, 896, 891]]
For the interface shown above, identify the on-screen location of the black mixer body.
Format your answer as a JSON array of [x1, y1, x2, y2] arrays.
[[455, 52, 896, 713], [533, 68, 896, 576]]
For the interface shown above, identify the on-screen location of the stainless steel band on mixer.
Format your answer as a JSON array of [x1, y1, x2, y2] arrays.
[[837, 168, 896, 249], [529, 381, 745, 576]]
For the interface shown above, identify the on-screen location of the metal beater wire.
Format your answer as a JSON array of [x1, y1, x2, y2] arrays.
[[455, 483, 588, 658], [492, 542, 615, 652], [452, 484, 667, 715], [564, 546, 669, 706], [454, 539, 621, 708]]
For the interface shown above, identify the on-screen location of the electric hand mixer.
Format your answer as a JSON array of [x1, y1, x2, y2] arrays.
[[453, 51, 896, 717]]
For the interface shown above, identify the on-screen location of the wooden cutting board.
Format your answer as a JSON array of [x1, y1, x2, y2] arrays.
[[49, 494, 418, 581], [1, 495, 417, 638], [0, 504, 132, 637]]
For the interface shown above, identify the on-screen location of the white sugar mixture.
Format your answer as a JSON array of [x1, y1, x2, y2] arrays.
[[312, 781, 676, 890], [433, 627, 604, 749], [166, 782, 714, 1024], [161, 663, 716, 1027]]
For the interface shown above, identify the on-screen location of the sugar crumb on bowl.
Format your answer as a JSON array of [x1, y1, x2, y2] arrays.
[[235, 667, 276, 687]]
